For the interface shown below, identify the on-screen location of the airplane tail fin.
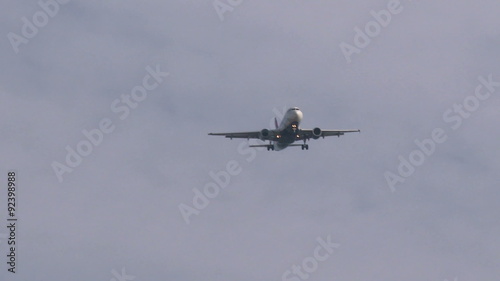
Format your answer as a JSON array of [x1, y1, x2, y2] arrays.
[[274, 117, 279, 129]]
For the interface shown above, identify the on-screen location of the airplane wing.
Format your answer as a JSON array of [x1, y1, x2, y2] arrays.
[[300, 129, 360, 139], [208, 131, 261, 140]]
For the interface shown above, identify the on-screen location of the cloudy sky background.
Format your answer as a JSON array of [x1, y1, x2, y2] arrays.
[[1, 0, 499, 280]]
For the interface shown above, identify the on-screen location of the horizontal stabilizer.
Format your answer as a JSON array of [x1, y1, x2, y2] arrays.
[[249, 144, 304, 148]]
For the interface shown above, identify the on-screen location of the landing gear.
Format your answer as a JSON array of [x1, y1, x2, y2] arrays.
[[301, 138, 309, 150], [267, 142, 274, 151]]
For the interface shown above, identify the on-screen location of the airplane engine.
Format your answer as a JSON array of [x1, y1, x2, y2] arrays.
[[259, 129, 270, 140], [312, 127, 322, 139]]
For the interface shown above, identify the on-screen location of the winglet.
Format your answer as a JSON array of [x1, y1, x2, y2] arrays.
[[274, 117, 279, 129]]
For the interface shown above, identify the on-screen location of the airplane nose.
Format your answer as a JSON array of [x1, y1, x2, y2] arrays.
[[295, 110, 303, 121]]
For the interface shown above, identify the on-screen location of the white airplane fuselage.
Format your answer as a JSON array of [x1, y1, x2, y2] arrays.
[[273, 107, 303, 151]]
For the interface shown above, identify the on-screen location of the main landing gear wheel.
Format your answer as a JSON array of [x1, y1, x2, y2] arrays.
[[267, 145, 274, 151], [301, 138, 309, 150]]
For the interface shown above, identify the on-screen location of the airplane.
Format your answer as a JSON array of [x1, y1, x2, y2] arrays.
[[208, 107, 360, 151]]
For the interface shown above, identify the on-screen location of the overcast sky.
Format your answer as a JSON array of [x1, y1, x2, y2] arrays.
[[1, 0, 499, 280]]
